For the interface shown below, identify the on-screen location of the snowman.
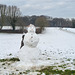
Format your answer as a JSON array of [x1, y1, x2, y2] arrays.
[[17, 24, 40, 68], [24, 24, 39, 47]]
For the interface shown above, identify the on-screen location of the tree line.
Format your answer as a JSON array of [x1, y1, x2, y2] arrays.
[[0, 4, 21, 30], [0, 4, 75, 31]]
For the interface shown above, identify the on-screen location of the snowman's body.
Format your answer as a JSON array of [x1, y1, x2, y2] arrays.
[[18, 24, 39, 66], [24, 32, 39, 47]]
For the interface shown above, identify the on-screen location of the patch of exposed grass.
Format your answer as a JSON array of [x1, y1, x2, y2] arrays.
[[4, 67, 6, 69], [73, 59, 75, 61], [7, 63, 11, 65], [19, 72, 23, 74], [38, 66, 75, 75], [9, 53, 12, 56], [73, 64, 75, 66], [0, 58, 20, 62], [61, 60, 64, 63], [2, 63, 5, 65], [9, 73, 15, 75], [67, 58, 71, 61], [16, 69, 19, 71], [9, 58, 20, 61], [26, 70, 30, 73], [47, 58, 51, 60], [58, 64, 67, 68]]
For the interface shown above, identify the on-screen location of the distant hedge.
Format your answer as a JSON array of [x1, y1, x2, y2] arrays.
[[0, 28, 42, 34]]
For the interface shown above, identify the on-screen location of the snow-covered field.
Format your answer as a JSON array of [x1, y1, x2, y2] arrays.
[[0, 27, 75, 74], [60, 28, 75, 34]]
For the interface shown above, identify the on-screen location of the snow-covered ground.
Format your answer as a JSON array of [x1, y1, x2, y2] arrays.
[[0, 27, 75, 74], [60, 28, 75, 34]]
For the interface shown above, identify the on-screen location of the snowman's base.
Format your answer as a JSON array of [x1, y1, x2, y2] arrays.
[[14, 60, 51, 71], [16, 62, 39, 70]]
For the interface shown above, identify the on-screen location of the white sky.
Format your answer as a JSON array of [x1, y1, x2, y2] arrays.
[[0, 0, 75, 19]]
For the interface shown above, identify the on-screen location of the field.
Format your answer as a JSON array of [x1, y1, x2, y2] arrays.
[[0, 27, 75, 75]]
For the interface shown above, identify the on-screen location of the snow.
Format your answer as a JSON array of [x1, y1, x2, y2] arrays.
[[61, 28, 75, 34], [39, 28, 75, 59], [0, 27, 75, 74], [2, 26, 13, 30], [0, 33, 21, 58]]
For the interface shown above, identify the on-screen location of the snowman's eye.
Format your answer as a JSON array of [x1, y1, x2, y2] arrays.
[[31, 41, 33, 42], [31, 36, 33, 38]]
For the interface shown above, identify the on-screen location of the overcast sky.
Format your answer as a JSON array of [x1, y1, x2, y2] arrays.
[[0, 0, 75, 18]]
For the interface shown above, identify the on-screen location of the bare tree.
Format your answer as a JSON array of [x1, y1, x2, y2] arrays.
[[72, 18, 75, 28], [35, 16, 48, 31], [0, 4, 7, 29], [6, 5, 21, 30], [16, 17, 26, 31]]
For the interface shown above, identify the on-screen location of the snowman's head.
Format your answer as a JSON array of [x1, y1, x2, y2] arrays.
[[28, 24, 36, 33]]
